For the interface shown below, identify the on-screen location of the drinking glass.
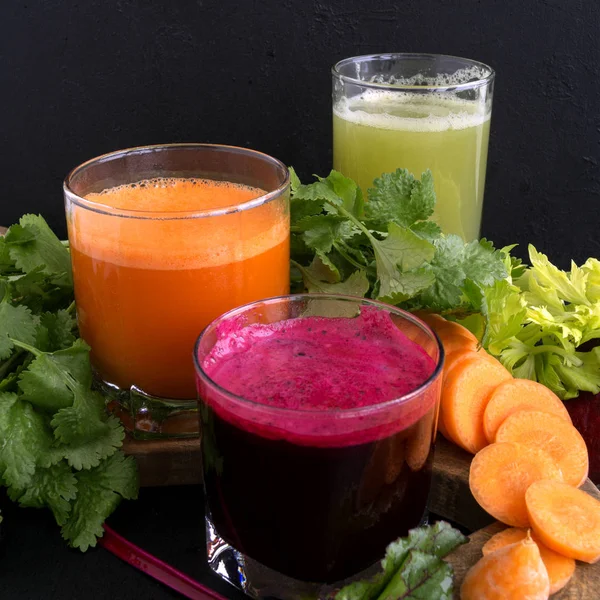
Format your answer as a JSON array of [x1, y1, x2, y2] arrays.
[[333, 53, 494, 241], [194, 294, 444, 599], [64, 144, 290, 438]]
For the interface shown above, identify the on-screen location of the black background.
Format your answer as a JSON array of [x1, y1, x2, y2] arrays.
[[1, 0, 600, 266]]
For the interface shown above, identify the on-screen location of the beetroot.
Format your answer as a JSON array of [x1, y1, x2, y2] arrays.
[[566, 392, 600, 485]]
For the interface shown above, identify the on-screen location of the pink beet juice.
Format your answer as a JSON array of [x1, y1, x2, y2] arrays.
[[194, 295, 443, 586]]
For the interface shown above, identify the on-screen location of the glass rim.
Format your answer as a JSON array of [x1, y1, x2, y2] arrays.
[[332, 52, 495, 92], [63, 143, 290, 221], [194, 293, 444, 419]]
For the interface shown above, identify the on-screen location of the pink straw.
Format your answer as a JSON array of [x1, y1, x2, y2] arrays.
[[99, 524, 229, 600]]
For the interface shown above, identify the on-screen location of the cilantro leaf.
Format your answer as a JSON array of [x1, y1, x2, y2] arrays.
[[411, 221, 442, 243], [0, 300, 38, 359], [5, 215, 72, 286], [420, 236, 506, 311], [0, 392, 55, 488], [61, 452, 138, 551], [40, 309, 76, 350], [295, 260, 370, 296], [288, 166, 301, 193], [52, 387, 123, 470], [319, 170, 364, 218], [0, 213, 137, 551], [0, 237, 15, 272], [365, 169, 435, 231], [18, 339, 92, 412], [296, 215, 351, 254], [371, 225, 435, 302], [8, 461, 77, 526]]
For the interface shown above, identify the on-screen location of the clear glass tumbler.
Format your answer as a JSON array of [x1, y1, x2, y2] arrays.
[[64, 144, 290, 438], [194, 294, 444, 599], [333, 53, 494, 241]]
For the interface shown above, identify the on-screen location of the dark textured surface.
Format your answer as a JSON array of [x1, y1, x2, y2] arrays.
[[1, 0, 599, 265], [0, 485, 247, 600]]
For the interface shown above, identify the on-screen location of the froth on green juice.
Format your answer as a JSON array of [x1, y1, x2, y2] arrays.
[[333, 91, 491, 241]]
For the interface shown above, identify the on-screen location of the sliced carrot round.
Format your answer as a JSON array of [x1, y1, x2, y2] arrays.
[[496, 410, 589, 487], [442, 356, 512, 454], [526, 479, 600, 564], [469, 442, 563, 527], [482, 527, 575, 595], [483, 378, 571, 443], [413, 311, 448, 331], [439, 333, 478, 358], [461, 533, 549, 599], [444, 347, 497, 382]]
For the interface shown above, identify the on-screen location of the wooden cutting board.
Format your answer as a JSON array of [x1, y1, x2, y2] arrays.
[[124, 435, 600, 598]]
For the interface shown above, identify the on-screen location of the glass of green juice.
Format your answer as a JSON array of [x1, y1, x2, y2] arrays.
[[332, 53, 494, 241]]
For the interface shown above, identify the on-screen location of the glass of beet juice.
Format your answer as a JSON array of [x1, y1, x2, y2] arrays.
[[194, 294, 444, 599]]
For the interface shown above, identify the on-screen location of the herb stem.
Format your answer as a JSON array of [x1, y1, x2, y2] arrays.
[[333, 241, 366, 271], [10, 338, 42, 358], [328, 202, 376, 243], [0, 349, 26, 380]]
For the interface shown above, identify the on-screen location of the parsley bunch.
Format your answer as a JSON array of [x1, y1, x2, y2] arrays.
[[290, 168, 507, 313], [0, 215, 138, 550]]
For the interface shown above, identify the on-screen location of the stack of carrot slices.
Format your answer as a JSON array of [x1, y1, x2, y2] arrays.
[[419, 313, 600, 599]]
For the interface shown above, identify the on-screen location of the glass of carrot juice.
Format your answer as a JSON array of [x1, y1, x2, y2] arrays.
[[64, 144, 290, 438]]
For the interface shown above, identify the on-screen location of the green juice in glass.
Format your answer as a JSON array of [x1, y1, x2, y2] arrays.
[[333, 91, 491, 241]]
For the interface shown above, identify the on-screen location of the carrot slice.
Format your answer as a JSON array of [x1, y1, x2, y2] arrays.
[[439, 333, 478, 358], [526, 479, 600, 563], [413, 311, 448, 329], [436, 319, 478, 343], [444, 347, 497, 382], [461, 532, 550, 599], [496, 410, 589, 487], [442, 356, 512, 453], [483, 378, 572, 443], [469, 442, 563, 527], [482, 527, 575, 595]]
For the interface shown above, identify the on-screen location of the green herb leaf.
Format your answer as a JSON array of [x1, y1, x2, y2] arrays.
[[0, 300, 38, 359], [52, 387, 123, 470], [335, 522, 466, 600], [296, 215, 351, 254], [319, 170, 364, 218], [61, 452, 138, 551], [295, 260, 370, 296], [365, 169, 435, 231], [0, 392, 54, 488], [377, 551, 454, 600], [18, 339, 92, 412], [0, 237, 15, 272], [5, 215, 72, 286], [8, 461, 77, 526], [420, 236, 506, 311]]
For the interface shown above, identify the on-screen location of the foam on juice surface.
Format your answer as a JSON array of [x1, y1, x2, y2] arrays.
[[200, 307, 439, 446], [69, 177, 289, 270], [86, 177, 264, 212], [334, 91, 490, 133]]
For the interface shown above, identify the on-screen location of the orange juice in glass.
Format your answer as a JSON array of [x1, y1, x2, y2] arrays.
[[64, 144, 290, 438]]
